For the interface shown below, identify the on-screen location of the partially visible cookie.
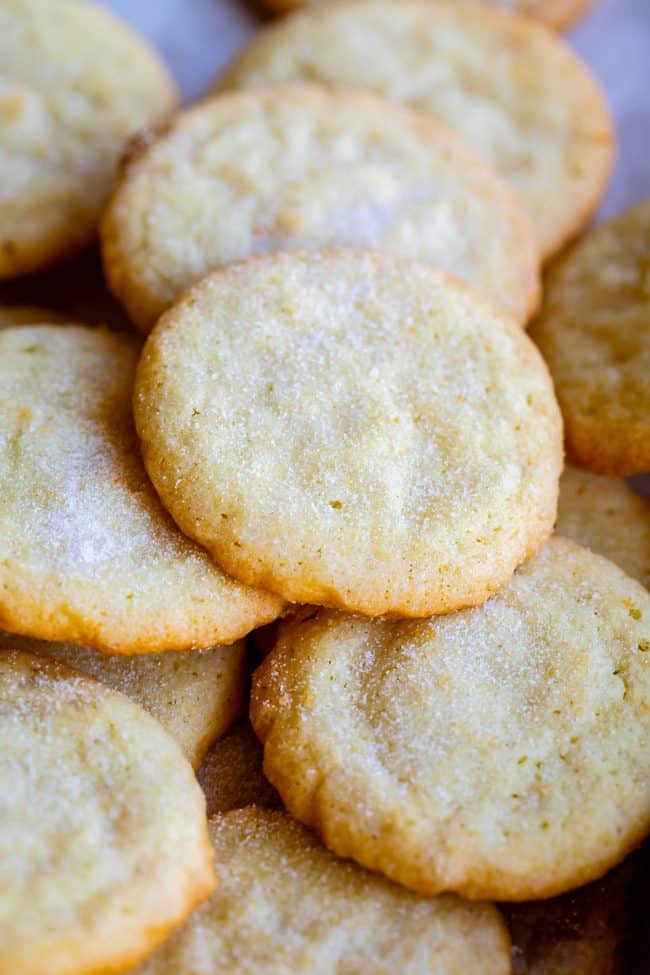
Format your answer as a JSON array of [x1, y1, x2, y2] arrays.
[[198, 720, 281, 815], [102, 84, 540, 331], [0, 306, 73, 327], [557, 467, 650, 588], [530, 201, 650, 476], [251, 538, 650, 900], [135, 250, 562, 617], [0, 631, 247, 768], [133, 807, 512, 975], [0, 650, 215, 975], [0, 324, 283, 654], [219, 0, 613, 258], [0, 0, 177, 279]]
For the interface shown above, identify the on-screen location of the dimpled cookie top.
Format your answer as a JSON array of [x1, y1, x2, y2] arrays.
[[0, 651, 215, 975], [251, 538, 650, 900], [220, 0, 613, 259], [0, 631, 247, 768], [530, 200, 650, 476], [0, 325, 283, 653], [102, 85, 540, 332], [133, 808, 512, 975], [557, 468, 650, 589], [134, 250, 562, 617], [0, 0, 177, 278]]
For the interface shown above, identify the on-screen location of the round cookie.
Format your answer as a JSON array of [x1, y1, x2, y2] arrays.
[[0, 650, 215, 975], [134, 250, 562, 617], [262, 0, 596, 33], [557, 467, 650, 589], [251, 537, 650, 900], [0, 0, 177, 279], [198, 720, 281, 815], [0, 631, 247, 768], [133, 807, 512, 975], [102, 85, 540, 332], [0, 324, 283, 654], [219, 0, 613, 259], [530, 201, 650, 476]]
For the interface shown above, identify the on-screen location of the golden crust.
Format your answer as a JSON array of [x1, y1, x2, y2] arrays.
[[0, 650, 216, 975], [218, 0, 614, 258], [251, 538, 650, 900], [135, 249, 562, 616], [102, 84, 540, 332], [0, 324, 283, 654]]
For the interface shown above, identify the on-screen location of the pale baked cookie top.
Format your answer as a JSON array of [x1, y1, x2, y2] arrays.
[[531, 201, 650, 476], [251, 538, 650, 900], [220, 0, 613, 259], [134, 250, 562, 617], [0, 650, 215, 975], [0, 0, 177, 279], [557, 467, 650, 589], [133, 807, 512, 975], [198, 720, 281, 815], [0, 325, 283, 653], [102, 85, 540, 332], [0, 631, 247, 768], [262, 0, 596, 32]]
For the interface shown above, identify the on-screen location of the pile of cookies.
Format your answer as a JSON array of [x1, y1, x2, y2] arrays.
[[0, 0, 648, 972]]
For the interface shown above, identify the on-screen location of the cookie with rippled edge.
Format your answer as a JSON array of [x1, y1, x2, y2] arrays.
[[261, 0, 596, 32], [0, 631, 247, 768], [0, 0, 177, 279], [134, 250, 562, 617], [102, 84, 540, 332], [0, 650, 215, 975], [132, 807, 512, 975], [198, 720, 281, 815], [251, 538, 650, 900], [219, 0, 613, 259], [0, 325, 283, 654], [531, 201, 650, 476], [557, 467, 650, 589]]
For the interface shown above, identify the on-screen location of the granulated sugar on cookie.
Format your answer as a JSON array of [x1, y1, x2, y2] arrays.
[[0, 0, 177, 278], [0, 324, 283, 653], [198, 720, 281, 815], [102, 85, 539, 331], [132, 808, 512, 975], [252, 538, 650, 900], [134, 250, 562, 617], [0, 650, 215, 975], [219, 0, 613, 258]]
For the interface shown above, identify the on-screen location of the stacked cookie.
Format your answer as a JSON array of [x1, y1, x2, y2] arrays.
[[0, 0, 648, 973]]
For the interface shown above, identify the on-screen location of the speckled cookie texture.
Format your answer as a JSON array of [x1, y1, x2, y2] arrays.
[[102, 84, 540, 332], [198, 720, 281, 815], [134, 250, 562, 617], [0, 324, 283, 654], [530, 201, 650, 476], [251, 538, 650, 900], [219, 0, 613, 259], [0, 631, 247, 768], [132, 807, 512, 975], [557, 467, 650, 589], [262, 0, 596, 33], [0, 650, 215, 975], [0, 0, 177, 279]]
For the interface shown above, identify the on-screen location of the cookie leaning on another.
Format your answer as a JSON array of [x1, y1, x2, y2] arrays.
[[134, 250, 562, 616], [0, 325, 283, 654], [0, 650, 215, 975], [102, 84, 540, 331], [0, 0, 177, 279], [219, 0, 613, 259]]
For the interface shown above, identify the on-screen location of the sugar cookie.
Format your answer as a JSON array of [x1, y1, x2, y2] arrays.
[[252, 538, 650, 900], [102, 85, 539, 331], [198, 720, 281, 815], [0, 650, 215, 975], [0, 305, 72, 327], [135, 250, 562, 616], [0, 324, 283, 653]]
